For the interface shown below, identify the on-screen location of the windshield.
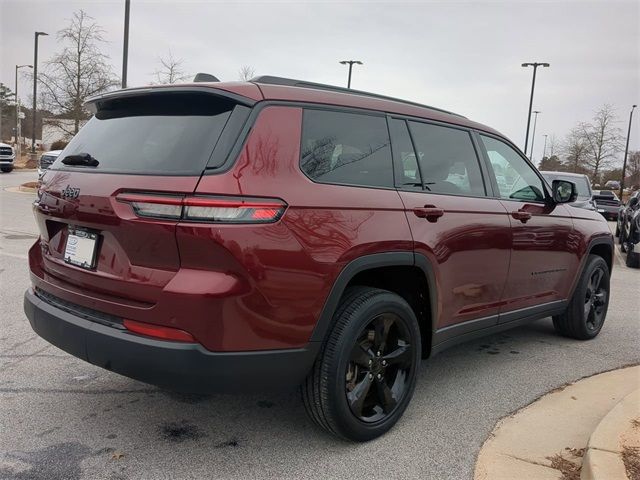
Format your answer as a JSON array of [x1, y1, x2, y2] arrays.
[[52, 92, 235, 175], [542, 173, 591, 199]]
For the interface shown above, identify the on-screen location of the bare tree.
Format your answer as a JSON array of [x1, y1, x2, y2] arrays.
[[561, 127, 590, 174], [153, 50, 190, 84], [38, 10, 119, 136], [238, 65, 256, 81], [546, 134, 559, 158], [626, 151, 640, 187], [580, 105, 623, 183]]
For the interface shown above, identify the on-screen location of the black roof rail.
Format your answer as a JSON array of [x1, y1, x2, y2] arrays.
[[250, 75, 466, 118]]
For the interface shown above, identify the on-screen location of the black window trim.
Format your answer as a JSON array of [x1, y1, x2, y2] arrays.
[[388, 114, 490, 200], [387, 117, 423, 192], [475, 131, 552, 205], [298, 106, 396, 191]]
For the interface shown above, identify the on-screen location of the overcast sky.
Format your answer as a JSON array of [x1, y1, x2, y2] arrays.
[[1, 0, 638, 161]]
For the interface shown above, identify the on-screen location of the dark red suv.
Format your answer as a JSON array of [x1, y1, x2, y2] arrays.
[[25, 76, 613, 441]]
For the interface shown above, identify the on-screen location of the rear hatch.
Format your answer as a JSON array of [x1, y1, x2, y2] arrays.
[[33, 88, 253, 312]]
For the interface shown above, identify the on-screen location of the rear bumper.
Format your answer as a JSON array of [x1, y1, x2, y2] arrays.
[[24, 288, 319, 393]]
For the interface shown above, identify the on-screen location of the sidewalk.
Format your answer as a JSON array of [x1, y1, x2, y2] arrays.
[[474, 365, 640, 480]]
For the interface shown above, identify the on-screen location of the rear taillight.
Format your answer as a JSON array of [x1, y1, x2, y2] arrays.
[[116, 193, 286, 223]]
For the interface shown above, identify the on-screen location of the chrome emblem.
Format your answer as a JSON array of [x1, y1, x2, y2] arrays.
[[61, 185, 80, 199]]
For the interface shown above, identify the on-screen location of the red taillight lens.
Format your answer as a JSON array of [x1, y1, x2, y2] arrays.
[[123, 319, 196, 343], [116, 193, 286, 223]]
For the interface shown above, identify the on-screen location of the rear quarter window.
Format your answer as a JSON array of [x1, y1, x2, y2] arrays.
[[300, 109, 393, 188]]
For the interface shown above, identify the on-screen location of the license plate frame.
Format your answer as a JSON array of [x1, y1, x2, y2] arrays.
[[64, 227, 99, 270]]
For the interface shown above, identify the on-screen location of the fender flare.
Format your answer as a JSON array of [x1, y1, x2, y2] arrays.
[[567, 234, 614, 300], [309, 251, 439, 344]]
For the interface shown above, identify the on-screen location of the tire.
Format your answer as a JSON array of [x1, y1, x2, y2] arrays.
[[302, 287, 421, 442], [615, 224, 620, 237], [626, 247, 640, 268], [552, 255, 610, 340], [0, 167, 13, 173]]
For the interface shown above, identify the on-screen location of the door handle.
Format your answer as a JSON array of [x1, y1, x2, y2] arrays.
[[511, 210, 532, 223], [413, 205, 444, 222]]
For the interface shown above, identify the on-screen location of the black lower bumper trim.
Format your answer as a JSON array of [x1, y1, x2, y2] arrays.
[[24, 289, 320, 393]]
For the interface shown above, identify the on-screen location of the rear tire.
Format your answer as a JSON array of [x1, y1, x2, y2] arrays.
[[302, 287, 421, 441], [626, 247, 640, 268], [552, 255, 609, 340], [0, 167, 13, 173]]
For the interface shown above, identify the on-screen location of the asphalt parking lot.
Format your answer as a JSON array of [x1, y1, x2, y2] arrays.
[[1, 170, 639, 480]]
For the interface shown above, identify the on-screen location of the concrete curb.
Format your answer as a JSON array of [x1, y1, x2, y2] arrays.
[[475, 365, 640, 480], [581, 388, 640, 480]]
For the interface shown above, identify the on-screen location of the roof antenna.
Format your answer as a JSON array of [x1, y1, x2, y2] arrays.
[[193, 73, 220, 82]]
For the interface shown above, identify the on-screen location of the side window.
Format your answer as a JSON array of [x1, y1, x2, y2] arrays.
[[300, 110, 393, 188], [480, 135, 546, 202], [408, 121, 486, 196], [389, 118, 421, 189]]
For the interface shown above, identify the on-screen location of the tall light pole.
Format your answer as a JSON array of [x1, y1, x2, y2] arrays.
[[529, 110, 541, 161], [542, 134, 549, 160], [15, 64, 33, 160], [339, 60, 363, 89], [522, 62, 549, 155], [122, 0, 131, 88], [619, 104, 637, 199], [32, 31, 48, 155]]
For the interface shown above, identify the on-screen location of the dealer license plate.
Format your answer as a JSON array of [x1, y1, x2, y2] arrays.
[[64, 227, 98, 270]]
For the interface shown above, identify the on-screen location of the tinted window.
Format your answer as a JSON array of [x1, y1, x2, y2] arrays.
[[300, 110, 393, 188], [53, 93, 234, 175], [481, 135, 546, 202], [389, 118, 421, 189], [541, 173, 591, 199], [408, 121, 485, 196]]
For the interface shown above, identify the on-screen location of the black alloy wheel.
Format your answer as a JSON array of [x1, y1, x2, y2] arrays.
[[345, 313, 413, 423]]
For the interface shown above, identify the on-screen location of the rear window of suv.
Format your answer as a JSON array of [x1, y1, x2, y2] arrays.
[[52, 92, 235, 175], [300, 109, 393, 188]]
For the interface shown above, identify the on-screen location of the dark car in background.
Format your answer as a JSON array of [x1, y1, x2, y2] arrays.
[[38, 150, 63, 177], [617, 191, 640, 238], [619, 193, 640, 267], [541, 171, 595, 212], [592, 190, 622, 220]]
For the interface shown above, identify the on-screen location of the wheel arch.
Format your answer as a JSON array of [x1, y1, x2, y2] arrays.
[[309, 252, 438, 358], [567, 235, 614, 300]]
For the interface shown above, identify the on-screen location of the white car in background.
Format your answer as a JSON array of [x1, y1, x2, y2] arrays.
[[0, 142, 16, 173], [38, 150, 63, 177]]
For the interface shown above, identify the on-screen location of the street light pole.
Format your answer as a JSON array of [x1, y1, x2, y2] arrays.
[[15, 64, 33, 160], [529, 110, 541, 161], [339, 60, 363, 89], [522, 62, 550, 155], [32, 31, 48, 155], [619, 104, 637, 199], [542, 134, 548, 159], [122, 0, 130, 88]]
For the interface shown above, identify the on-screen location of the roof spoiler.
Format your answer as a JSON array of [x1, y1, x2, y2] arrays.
[[193, 73, 220, 83]]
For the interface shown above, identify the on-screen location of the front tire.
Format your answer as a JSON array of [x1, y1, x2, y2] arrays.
[[553, 255, 610, 340], [302, 287, 421, 441]]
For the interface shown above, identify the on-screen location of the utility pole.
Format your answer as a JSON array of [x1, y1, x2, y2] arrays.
[[16, 64, 33, 160], [122, 0, 131, 88], [529, 110, 541, 161], [32, 31, 48, 155], [522, 62, 550, 155], [542, 134, 548, 159], [339, 60, 363, 89], [619, 104, 637, 199]]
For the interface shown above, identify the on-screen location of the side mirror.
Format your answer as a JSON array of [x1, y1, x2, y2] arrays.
[[552, 179, 577, 203]]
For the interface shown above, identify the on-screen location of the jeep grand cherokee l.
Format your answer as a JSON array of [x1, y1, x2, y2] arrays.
[[25, 76, 613, 441]]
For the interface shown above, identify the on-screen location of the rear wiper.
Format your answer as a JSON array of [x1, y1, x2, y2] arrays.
[[61, 153, 99, 167]]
